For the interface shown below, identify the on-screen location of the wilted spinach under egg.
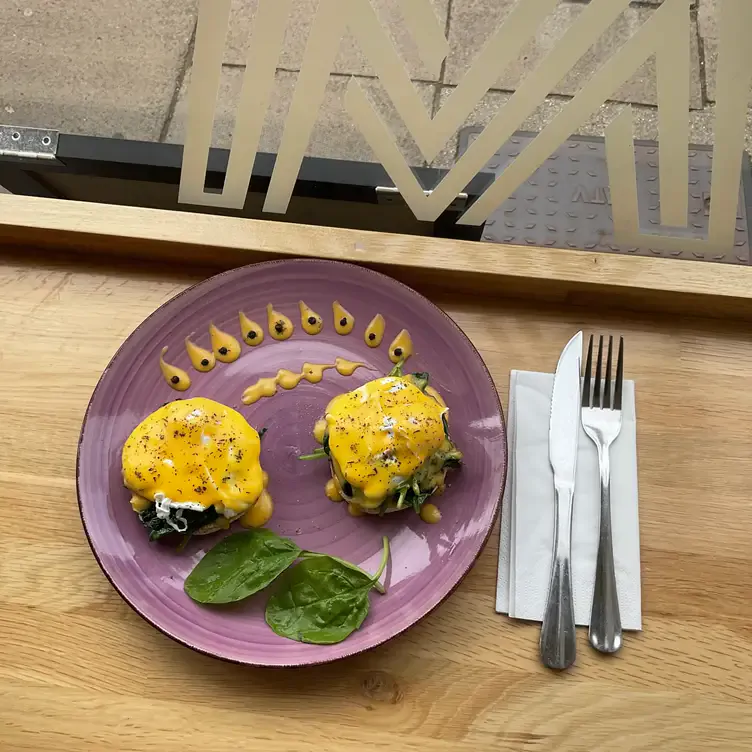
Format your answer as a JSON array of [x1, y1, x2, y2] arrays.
[[138, 504, 219, 541]]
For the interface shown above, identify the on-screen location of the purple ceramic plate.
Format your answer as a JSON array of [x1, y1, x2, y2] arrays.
[[78, 260, 506, 666]]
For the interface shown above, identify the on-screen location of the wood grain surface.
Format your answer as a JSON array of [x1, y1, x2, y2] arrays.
[[1, 249, 752, 751], [4, 195, 752, 320]]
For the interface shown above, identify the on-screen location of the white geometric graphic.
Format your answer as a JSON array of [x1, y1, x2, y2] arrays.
[[178, 0, 750, 255]]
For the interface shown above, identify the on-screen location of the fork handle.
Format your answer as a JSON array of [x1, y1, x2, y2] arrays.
[[589, 443, 623, 653], [540, 485, 576, 670]]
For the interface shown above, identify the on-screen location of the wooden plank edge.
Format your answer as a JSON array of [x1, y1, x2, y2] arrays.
[[2, 195, 752, 319]]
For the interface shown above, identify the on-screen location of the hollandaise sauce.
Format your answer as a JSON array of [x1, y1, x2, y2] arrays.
[[333, 301, 355, 335], [299, 300, 323, 334], [185, 336, 216, 372], [241, 358, 365, 405], [388, 329, 414, 364], [325, 376, 446, 503], [364, 313, 385, 347], [267, 304, 294, 341], [122, 397, 266, 527], [325, 478, 342, 502], [210, 323, 241, 363], [159, 347, 191, 391], [239, 311, 264, 346]]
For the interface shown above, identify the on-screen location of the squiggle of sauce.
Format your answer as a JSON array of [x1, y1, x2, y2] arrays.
[[241, 358, 366, 405]]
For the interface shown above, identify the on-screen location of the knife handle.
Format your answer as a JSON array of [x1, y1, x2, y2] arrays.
[[540, 485, 576, 670]]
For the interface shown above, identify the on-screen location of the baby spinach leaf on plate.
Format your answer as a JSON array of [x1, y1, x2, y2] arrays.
[[266, 537, 390, 644], [299, 551, 386, 594], [185, 529, 301, 604]]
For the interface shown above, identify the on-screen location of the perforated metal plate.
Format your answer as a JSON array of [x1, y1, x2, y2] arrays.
[[458, 127, 752, 264]]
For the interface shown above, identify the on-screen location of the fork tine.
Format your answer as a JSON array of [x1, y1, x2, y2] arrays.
[[582, 334, 593, 407], [592, 335, 603, 408], [614, 336, 624, 411], [603, 335, 613, 409]]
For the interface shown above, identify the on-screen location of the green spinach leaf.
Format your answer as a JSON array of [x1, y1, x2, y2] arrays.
[[298, 447, 328, 461], [298, 431, 330, 461], [265, 537, 389, 644], [388, 360, 405, 377], [139, 504, 219, 541], [410, 372, 430, 392], [185, 529, 301, 604], [299, 551, 386, 594]]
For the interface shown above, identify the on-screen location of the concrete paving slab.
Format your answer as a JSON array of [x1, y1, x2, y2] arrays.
[[166, 66, 435, 165], [445, 0, 702, 108], [225, 0, 449, 82], [0, 1, 197, 140], [698, 0, 718, 102]]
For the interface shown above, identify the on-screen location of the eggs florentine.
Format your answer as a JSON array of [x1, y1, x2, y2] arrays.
[[122, 397, 271, 539], [308, 372, 462, 517]]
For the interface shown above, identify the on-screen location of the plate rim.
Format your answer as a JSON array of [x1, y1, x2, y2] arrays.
[[76, 258, 507, 667]]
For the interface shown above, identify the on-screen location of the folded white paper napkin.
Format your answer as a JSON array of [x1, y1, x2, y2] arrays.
[[496, 370, 642, 630]]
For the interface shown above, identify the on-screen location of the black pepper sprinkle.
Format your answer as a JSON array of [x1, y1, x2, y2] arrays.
[[170, 375, 180, 384], [275, 321, 285, 334], [201, 358, 209, 367], [394, 347, 403, 357], [368, 333, 376, 341], [340, 317, 348, 327], [307, 316, 317, 325], [219, 347, 228, 355], [247, 331, 257, 340]]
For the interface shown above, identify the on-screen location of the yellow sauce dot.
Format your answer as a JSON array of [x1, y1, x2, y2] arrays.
[[388, 329, 414, 364], [419, 503, 442, 524], [277, 369, 303, 390], [129, 494, 151, 513], [267, 304, 293, 341], [299, 300, 323, 335], [313, 418, 327, 444], [333, 301, 355, 335], [159, 347, 191, 391], [325, 478, 342, 502], [241, 490, 274, 528], [334, 357, 365, 376], [209, 323, 241, 363], [364, 313, 385, 348], [302, 363, 333, 383], [239, 311, 264, 346], [241, 361, 366, 405], [184, 336, 215, 372], [347, 502, 365, 517], [241, 377, 278, 405]]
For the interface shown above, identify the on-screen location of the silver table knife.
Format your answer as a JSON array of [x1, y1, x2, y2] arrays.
[[540, 331, 582, 670]]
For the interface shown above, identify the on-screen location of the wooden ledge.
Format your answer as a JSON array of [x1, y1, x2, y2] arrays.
[[2, 194, 752, 319]]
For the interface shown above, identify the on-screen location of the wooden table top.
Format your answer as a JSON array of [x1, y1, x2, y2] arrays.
[[2, 251, 751, 751]]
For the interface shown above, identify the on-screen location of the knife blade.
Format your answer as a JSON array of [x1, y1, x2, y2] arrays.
[[540, 331, 582, 670], [549, 331, 583, 483]]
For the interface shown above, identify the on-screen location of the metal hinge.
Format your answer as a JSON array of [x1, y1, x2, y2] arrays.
[[0, 125, 59, 161], [375, 185, 468, 212]]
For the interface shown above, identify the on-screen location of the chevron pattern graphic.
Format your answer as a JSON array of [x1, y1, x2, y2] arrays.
[[178, 0, 752, 256]]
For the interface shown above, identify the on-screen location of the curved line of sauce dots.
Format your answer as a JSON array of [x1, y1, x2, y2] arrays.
[[159, 300, 415, 399]]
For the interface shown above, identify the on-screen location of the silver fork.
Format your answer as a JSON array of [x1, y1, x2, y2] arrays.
[[581, 335, 624, 654]]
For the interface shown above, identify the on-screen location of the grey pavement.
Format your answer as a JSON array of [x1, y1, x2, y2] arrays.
[[1, 0, 748, 170]]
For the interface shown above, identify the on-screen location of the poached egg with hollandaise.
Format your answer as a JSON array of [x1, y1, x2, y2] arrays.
[[310, 373, 462, 517], [122, 397, 271, 540]]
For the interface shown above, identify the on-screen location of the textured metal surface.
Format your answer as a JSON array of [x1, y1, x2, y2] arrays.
[[0, 125, 58, 161], [458, 127, 751, 264]]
